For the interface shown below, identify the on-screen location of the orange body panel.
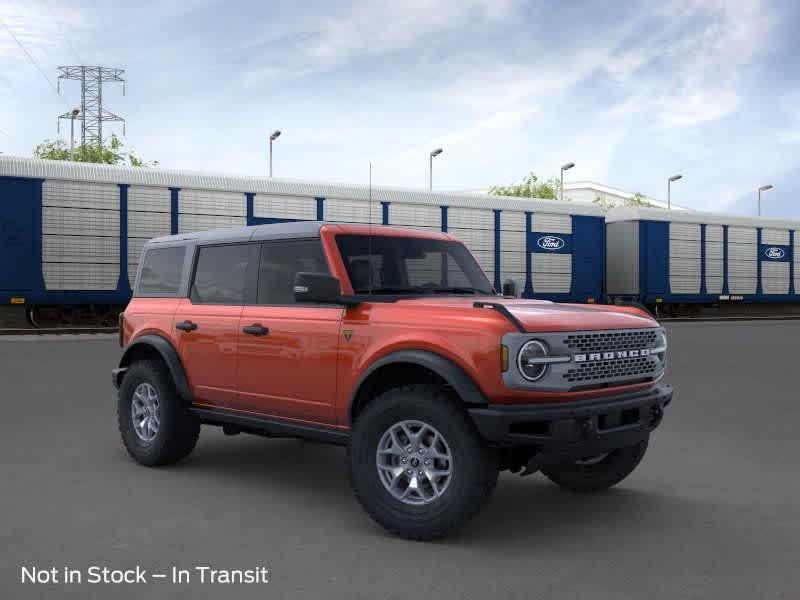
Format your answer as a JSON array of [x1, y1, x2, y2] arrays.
[[123, 224, 662, 430]]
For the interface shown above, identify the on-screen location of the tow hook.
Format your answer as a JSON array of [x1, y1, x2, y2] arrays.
[[650, 406, 664, 427]]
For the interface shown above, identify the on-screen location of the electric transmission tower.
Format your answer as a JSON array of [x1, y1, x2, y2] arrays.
[[57, 66, 126, 149]]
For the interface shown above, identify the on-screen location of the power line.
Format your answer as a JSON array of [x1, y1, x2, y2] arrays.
[[38, 0, 85, 66], [0, 15, 67, 107]]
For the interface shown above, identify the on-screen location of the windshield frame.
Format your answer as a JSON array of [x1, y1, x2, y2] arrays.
[[334, 233, 497, 298]]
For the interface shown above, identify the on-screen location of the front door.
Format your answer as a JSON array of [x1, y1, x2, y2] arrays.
[[174, 243, 257, 408], [236, 239, 341, 423]]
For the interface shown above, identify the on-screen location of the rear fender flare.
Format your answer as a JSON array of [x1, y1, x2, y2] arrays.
[[116, 334, 193, 403]]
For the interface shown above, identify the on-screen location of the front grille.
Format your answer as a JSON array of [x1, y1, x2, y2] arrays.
[[563, 356, 658, 384], [564, 330, 659, 353]]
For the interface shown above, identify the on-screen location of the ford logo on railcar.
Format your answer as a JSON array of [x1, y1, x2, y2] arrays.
[[537, 236, 565, 250], [764, 247, 785, 260]]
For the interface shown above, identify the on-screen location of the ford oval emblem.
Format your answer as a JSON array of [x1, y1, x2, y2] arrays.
[[537, 235, 565, 251], [764, 247, 786, 260]]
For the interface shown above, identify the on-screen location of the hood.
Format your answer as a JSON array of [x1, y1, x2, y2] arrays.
[[396, 296, 658, 332]]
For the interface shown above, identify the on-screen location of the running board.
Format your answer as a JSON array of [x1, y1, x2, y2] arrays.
[[189, 407, 350, 445]]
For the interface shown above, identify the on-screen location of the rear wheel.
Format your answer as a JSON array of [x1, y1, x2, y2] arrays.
[[541, 438, 649, 493], [117, 359, 200, 466], [349, 385, 498, 540]]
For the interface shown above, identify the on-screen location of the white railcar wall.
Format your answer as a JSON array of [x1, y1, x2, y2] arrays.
[[178, 189, 246, 234], [727, 226, 757, 295], [253, 194, 317, 220], [669, 223, 701, 295], [446, 207, 494, 279], [796, 235, 800, 295], [761, 228, 790, 294], [388, 203, 440, 230], [42, 180, 120, 290], [127, 186, 171, 287], [499, 211, 526, 287], [705, 225, 723, 294], [324, 198, 376, 224]]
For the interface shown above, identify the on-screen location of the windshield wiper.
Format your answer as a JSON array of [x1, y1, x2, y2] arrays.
[[425, 287, 486, 295]]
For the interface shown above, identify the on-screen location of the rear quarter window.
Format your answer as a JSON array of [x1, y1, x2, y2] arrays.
[[136, 246, 187, 296]]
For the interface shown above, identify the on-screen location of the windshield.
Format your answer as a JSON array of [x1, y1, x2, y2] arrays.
[[336, 234, 495, 296]]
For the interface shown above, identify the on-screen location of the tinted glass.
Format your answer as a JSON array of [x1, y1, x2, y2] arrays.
[[137, 246, 186, 296], [335, 235, 494, 295], [190, 244, 251, 304], [257, 240, 330, 304]]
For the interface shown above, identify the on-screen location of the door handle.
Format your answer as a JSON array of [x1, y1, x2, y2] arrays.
[[176, 320, 198, 332], [242, 325, 269, 336]]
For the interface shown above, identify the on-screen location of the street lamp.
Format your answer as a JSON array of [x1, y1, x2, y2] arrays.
[[269, 130, 281, 177], [560, 162, 575, 201], [758, 184, 773, 216], [667, 174, 682, 209], [69, 108, 80, 160], [429, 148, 443, 190]]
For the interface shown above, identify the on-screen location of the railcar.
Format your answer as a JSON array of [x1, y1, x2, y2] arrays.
[[0, 156, 605, 325], [606, 206, 800, 317]]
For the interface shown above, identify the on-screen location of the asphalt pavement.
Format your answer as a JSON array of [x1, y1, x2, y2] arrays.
[[1, 322, 798, 599]]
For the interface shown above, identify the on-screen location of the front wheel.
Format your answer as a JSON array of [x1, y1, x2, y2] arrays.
[[541, 438, 649, 493], [349, 385, 498, 540]]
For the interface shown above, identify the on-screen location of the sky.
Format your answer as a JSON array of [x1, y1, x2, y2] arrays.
[[1, 0, 799, 218]]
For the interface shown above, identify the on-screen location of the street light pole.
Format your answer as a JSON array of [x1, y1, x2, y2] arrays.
[[560, 162, 575, 201], [758, 184, 773, 216], [269, 130, 281, 177], [69, 108, 80, 160], [667, 174, 683, 209], [429, 148, 443, 190]]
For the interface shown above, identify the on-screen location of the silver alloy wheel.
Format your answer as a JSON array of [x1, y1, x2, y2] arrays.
[[131, 382, 160, 442], [376, 420, 453, 506]]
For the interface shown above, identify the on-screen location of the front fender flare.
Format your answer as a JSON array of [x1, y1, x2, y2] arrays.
[[349, 349, 488, 422], [115, 334, 193, 403]]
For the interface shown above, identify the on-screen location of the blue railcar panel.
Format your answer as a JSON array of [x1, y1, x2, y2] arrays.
[[570, 216, 604, 301], [0, 177, 41, 293], [639, 220, 670, 302]]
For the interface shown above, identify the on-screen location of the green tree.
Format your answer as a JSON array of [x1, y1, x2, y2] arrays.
[[489, 172, 562, 200], [33, 134, 157, 167], [593, 191, 657, 212]]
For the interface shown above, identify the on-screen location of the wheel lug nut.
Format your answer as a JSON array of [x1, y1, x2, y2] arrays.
[[424, 459, 431, 466], [401, 457, 407, 463], [418, 470, 424, 476], [406, 446, 413, 453], [419, 448, 426, 454], [407, 469, 413, 475]]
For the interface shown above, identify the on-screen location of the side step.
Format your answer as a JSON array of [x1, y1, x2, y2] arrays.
[[188, 407, 350, 446]]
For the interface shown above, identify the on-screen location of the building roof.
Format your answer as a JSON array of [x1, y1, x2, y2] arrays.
[[605, 206, 800, 230], [0, 155, 604, 217]]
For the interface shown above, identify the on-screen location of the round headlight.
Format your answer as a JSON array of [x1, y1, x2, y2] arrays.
[[517, 340, 549, 382]]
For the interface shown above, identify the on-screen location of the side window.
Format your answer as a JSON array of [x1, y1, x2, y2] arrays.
[[137, 246, 186, 296], [190, 244, 251, 305], [257, 239, 330, 304]]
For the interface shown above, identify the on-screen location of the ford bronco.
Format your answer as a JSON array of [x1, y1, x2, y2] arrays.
[[113, 222, 672, 540]]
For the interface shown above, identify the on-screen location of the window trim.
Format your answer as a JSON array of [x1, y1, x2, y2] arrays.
[[188, 241, 259, 306]]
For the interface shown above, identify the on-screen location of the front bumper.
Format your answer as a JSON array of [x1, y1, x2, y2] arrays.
[[468, 384, 673, 459]]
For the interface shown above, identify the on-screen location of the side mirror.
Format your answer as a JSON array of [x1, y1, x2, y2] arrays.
[[294, 272, 360, 306], [502, 278, 518, 297]]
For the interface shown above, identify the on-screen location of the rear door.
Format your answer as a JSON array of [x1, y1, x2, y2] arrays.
[[174, 243, 258, 408], [236, 239, 342, 423]]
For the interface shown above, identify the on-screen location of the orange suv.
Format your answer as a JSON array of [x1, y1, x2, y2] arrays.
[[114, 222, 672, 539]]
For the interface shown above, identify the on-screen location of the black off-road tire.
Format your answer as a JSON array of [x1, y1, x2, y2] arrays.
[[117, 359, 200, 466], [541, 438, 649, 493], [349, 384, 498, 541]]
